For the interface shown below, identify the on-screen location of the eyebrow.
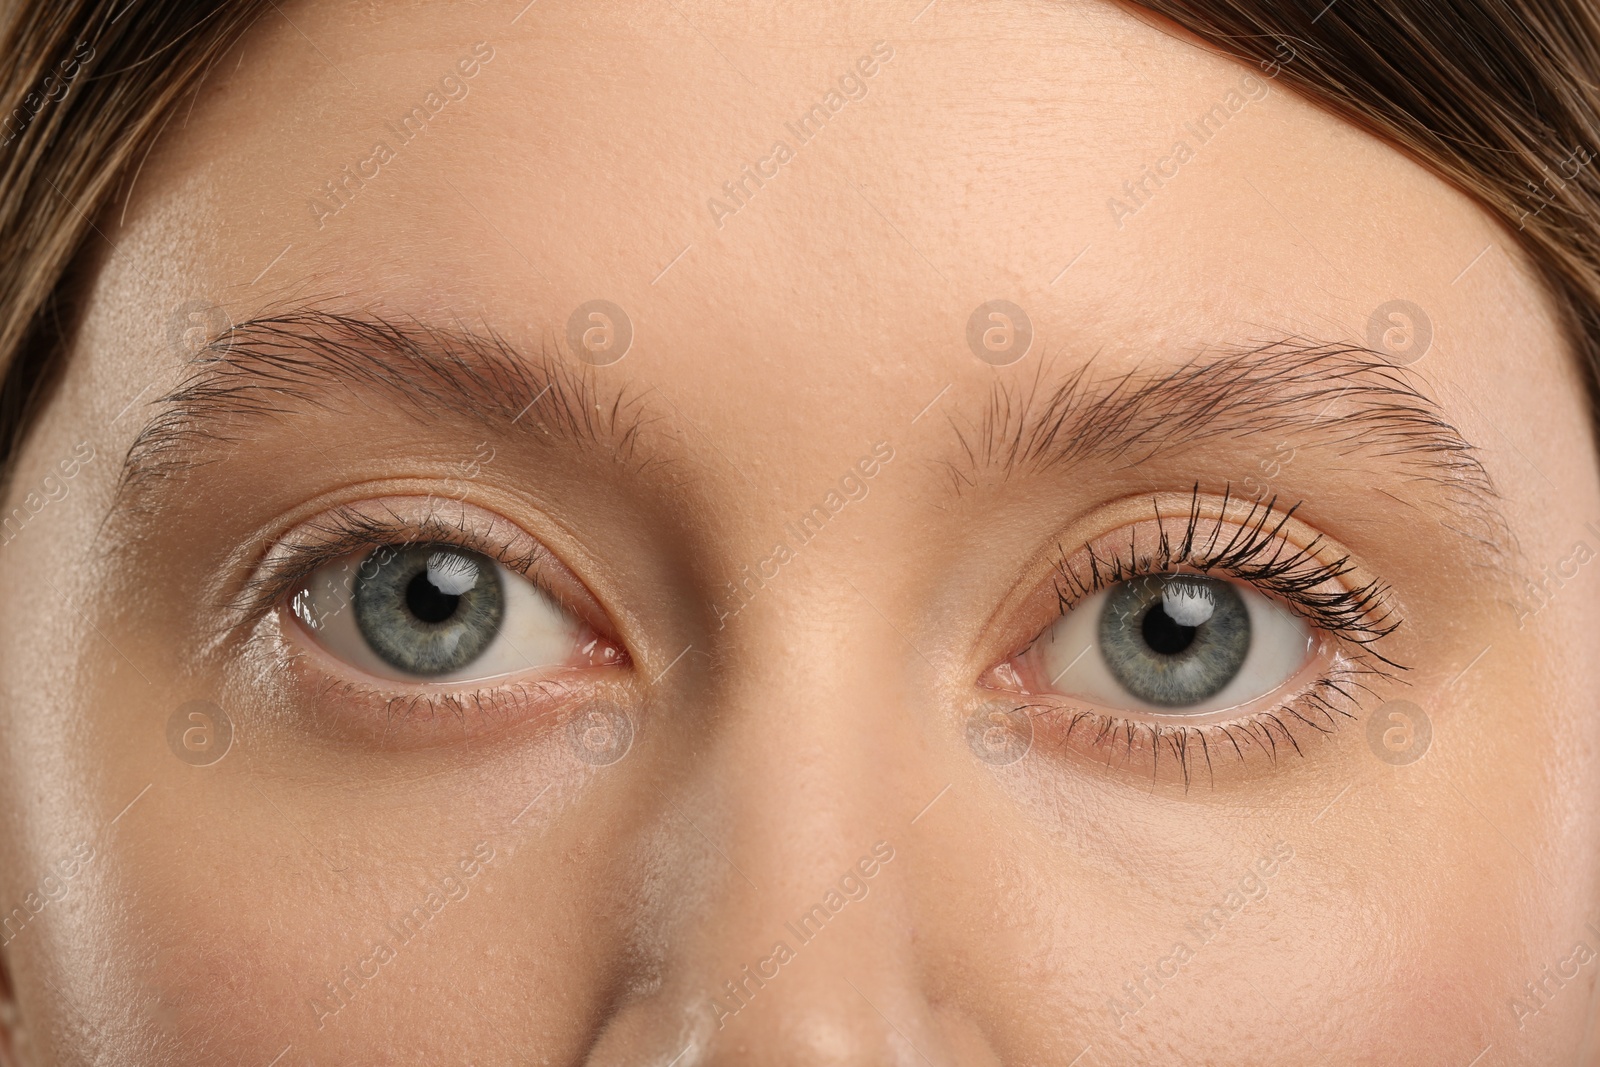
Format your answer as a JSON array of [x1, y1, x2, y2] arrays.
[[111, 309, 653, 513], [948, 340, 1510, 552]]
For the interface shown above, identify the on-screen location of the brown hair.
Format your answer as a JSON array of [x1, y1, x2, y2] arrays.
[[0, 0, 271, 470], [0, 0, 1599, 475], [1126, 0, 1600, 424]]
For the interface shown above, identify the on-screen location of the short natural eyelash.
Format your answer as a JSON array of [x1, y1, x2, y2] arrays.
[[228, 501, 543, 629], [220, 503, 612, 736], [1032, 484, 1407, 787], [313, 673, 581, 733]]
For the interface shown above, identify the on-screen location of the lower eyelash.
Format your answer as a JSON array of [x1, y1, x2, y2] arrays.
[[1026, 654, 1394, 788], [300, 658, 589, 745]]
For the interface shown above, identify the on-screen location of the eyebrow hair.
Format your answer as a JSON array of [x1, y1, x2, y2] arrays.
[[948, 340, 1510, 552], [111, 309, 653, 514]]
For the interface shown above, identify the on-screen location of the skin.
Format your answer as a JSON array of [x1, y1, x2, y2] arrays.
[[1, 0, 1598, 1063]]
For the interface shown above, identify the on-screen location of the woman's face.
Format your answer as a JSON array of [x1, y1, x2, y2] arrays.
[[2, 1, 1597, 1063]]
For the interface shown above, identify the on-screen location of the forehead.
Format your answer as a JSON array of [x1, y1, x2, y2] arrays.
[[84, 0, 1554, 462]]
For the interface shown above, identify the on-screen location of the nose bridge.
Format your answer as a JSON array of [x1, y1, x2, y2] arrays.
[[587, 584, 971, 1065], [720, 590, 909, 862], [691, 599, 935, 1063]]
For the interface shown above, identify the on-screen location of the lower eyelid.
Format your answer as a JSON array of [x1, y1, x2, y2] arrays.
[[1015, 649, 1383, 784], [273, 609, 618, 749]]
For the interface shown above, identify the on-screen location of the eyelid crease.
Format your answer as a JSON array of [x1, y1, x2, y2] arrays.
[[224, 499, 554, 637]]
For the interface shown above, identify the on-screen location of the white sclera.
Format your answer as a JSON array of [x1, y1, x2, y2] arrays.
[[290, 551, 580, 683], [1036, 579, 1313, 716]]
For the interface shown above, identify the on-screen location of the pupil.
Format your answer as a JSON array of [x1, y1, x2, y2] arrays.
[[405, 571, 461, 624], [1142, 602, 1198, 656]]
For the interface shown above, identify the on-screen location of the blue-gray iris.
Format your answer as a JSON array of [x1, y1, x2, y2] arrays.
[[353, 544, 504, 675], [1099, 575, 1250, 707]]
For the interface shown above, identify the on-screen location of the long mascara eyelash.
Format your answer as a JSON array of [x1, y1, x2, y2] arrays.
[[1052, 484, 1404, 668], [1034, 485, 1406, 788]]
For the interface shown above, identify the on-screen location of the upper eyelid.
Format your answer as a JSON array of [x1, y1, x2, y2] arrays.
[[1043, 491, 1405, 664], [226, 503, 549, 630]]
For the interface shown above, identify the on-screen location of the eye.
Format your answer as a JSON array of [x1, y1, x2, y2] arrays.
[[986, 493, 1403, 781], [1020, 573, 1315, 715], [289, 542, 595, 683]]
